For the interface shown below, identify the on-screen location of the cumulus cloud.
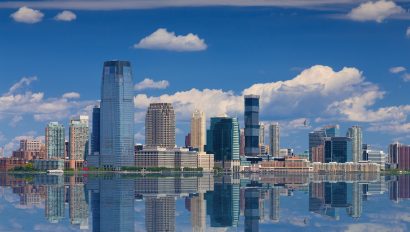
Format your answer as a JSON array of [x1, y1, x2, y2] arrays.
[[389, 66, 406, 74], [134, 28, 207, 52], [134, 78, 169, 90], [347, 0, 405, 23], [54, 10, 76, 21], [62, 92, 80, 99], [0, 77, 94, 124], [10, 6, 44, 24]]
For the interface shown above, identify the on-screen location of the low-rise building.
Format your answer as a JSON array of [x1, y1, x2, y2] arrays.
[[259, 156, 311, 172], [0, 158, 27, 171], [33, 159, 64, 171], [312, 162, 380, 173]]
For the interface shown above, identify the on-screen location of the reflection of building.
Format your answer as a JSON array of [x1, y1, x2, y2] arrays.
[[145, 196, 176, 232], [68, 176, 89, 229], [389, 175, 410, 203], [100, 60, 135, 168], [45, 176, 65, 223], [269, 187, 280, 223], [244, 95, 260, 157], [245, 188, 260, 232], [145, 103, 176, 149], [205, 176, 240, 228], [189, 193, 206, 232]]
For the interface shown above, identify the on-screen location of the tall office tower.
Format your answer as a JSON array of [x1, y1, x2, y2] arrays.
[[185, 133, 191, 147], [190, 193, 206, 232], [269, 187, 280, 223], [324, 137, 353, 163], [323, 124, 340, 137], [206, 117, 240, 172], [259, 123, 265, 145], [245, 188, 260, 232], [347, 126, 362, 163], [309, 130, 326, 162], [91, 104, 100, 155], [100, 60, 134, 168], [244, 95, 260, 157], [191, 109, 206, 152], [240, 129, 245, 156], [45, 122, 65, 159], [69, 116, 89, 168], [145, 196, 176, 232], [388, 142, 410, 170], [145, 103, 176, 149], [269, 123, 280, 158]]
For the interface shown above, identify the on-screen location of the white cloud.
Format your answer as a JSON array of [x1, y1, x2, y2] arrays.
[[134, 78, 169, 90], [134, 28, 207, 52], [54, 10, 76, 21], [62, 92, 80, 99], [368, 122, 410, 134], [389, 66, 406, 74], [0, 77, 94, 123], [10, 6, 44, 24], [407, 27, 410, 37], [347, 0, 405, 23], [9, 115, 23, 127], [402, 73, 410, 82]]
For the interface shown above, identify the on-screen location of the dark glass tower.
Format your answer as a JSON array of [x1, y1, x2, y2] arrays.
[[324, 137, 353, 163], [91, 105, 100, 155], [244, 95, 260, 157], [100, 61, 134, 168]]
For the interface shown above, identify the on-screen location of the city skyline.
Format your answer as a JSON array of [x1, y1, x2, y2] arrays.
[[1, 1, 410, 155]]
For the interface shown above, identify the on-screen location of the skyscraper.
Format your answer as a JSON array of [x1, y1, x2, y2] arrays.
[[91, 104, 100, 155], [346, 126, 362, 163], [388, 142, 410, 170], [45, 122, 65, 160], [69, 115, 89, 169], [145, 103, 176, 149], [206, 117, 240, 172], [323, 125, 340, 137], [244, 95, 260, 157], [190, 109, 206, 152], [324, 137, 353, 163], [269, 123, 280, 158], [100, 60, 135, 169], [308, 125, 339, 162]]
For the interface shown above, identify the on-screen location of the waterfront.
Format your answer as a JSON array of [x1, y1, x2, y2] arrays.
[[0, 173, 408, 231]]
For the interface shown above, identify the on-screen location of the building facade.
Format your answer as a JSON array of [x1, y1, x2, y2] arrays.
[[145, 103, 176, 149], [91, 104, 100, 155], [269, 123, 280, 158], [347, 126, 362, 163], [45, 122, 65, 160], [69, 116, 89, 169], [206, 117, 240, 172], [244, 95, 260, 157], [389, 143, 410, 170], [191, 109, 206, 152], [324, 137, 353, 163], [12, 139, 46, 160], [100, 60, 135, 168]]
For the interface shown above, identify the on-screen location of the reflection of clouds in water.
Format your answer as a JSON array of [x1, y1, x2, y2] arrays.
[[33, 224, 78, 231], [345, 223, 402, 232]]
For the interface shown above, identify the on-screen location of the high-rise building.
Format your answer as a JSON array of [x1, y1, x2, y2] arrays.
[[323, 125, 340, 137], [91, 104, 100, 155], [308, 125, 339, 161], [145, 103, 176, 149], [45, 122, 65, 160], [347, 126, 362, 163], [206, 117, 240, 172], [324, 137, 353, 163], [191, 109, 206, 152], [244, 95, 260, 157], [69, 116, 89, 169], [240, 129, 245, 156], [100, 60, 134, 168], [388, 142, 410, 170], [269, 123, 280, 158]]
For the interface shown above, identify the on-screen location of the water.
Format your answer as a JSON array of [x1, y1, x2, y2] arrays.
[[0, 173, 409, 231]]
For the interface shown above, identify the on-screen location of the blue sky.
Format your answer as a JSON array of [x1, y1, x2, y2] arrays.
[[1, 0, 410, 154]]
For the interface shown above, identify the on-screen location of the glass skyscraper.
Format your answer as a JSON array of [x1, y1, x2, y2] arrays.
[[244, 95, 260, 157], [100, 60, 134, 169], [347, 126, 362, 163], [91, 104, 100, 155], [45, 122, 65, 160], [324, 137, 353, 163]]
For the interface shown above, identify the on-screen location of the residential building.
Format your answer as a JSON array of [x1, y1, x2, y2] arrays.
[[244, 95, 260, 157], [389, 142, 410, 170], [347, 126, 363, 162], [269, 123, 280, 158], [45, 122, 65, 160], [206, 117, 240, 172], [69, 116, 89, 170], [100, 60, 135, 169], [145, 103, 176, 149], [12, 139, 46, 160], [191, 109, 206, 152]]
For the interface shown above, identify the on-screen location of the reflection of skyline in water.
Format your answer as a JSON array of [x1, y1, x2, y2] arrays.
[[0, 173, 409, 231]]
